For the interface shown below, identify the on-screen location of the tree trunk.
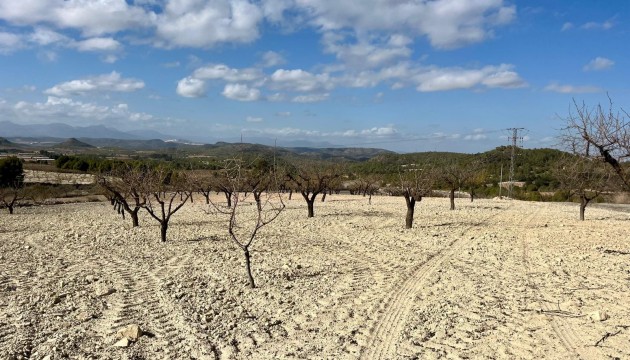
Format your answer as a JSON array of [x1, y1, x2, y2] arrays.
[[307, 199, 315, 218], [579, 196, 589, 221], [470, 189, 475, 202], [160, 222, 168, 242], [224, 191, 232, 207], [130, 209, 140, 227], [204, 194, 210, 204], [321, 192, 327, 202], [405, 196, 416, 229], [7, 205, 14, 215], [254, 192, 262, 211], [288, 190, 292, 200], [244, 247, 256, 288], [449, 189, 455, 210], [368, 194, 372, 205]]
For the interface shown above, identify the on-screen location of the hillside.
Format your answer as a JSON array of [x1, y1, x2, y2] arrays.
[[0, 137, 27, 152], [54, 138, 96, 150]]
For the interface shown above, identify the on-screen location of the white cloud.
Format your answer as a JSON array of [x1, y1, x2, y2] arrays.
[[44, 71, 145, 96], [582, 20, 614, 30], [246, 116, 263, 122], [9, 96, 153, 126], [322, 32, 412, 69], [275, 111, 291, 117], [102, 54, 119, 63], [0, 0, 152, 36], [28, 27, 69, 45], [222, 83, 261, 101], [292, 93, 329, 103], [544, 83, 602, 94], [583, 57, 614, 71], [154, 0, 263, 48], [0, 31, 23, 53], [340, 126, 398, 137], [267, 93, 286, 102], [260, 50, 286, 67], [162, 61, 181, 68], [464, 132, 487, 140], [268, 0, 516, 49], [176, 77, 206, 98], [0, 27, 121, 58], [73, 37, 122, 52], [271, 69, 334, 92], [193, 64, 263, 82], [243, 124, 401, 141], [415, 64, 526, 92], [0, 0, 515, 56], [37, 50, 58, 62], [561, 22, 573, 31]]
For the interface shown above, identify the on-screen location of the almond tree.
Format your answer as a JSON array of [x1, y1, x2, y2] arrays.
[[396, 165, 435, 229], [142, 167, 191, 242], [213, 170, 234, 207], [97, 165, 147, 227], [189, 170, 214, 204], [553, 156, 614, 220], [210, 159, 285, 288], [439, 160, 478, 210], [285, 161, 341, 218], [561, 97, 630, 191], [353, 174, 382, 204], [0, 184, 24, 214]]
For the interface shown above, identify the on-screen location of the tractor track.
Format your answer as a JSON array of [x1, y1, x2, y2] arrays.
[[361, 206, 506, 360]]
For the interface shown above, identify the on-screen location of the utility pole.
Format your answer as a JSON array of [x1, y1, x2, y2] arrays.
[[499, 164, 503, 198], [507, 128, 524, 198]]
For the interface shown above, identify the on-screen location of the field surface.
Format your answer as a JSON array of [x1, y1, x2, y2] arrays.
[[1, 195, 629, 359]]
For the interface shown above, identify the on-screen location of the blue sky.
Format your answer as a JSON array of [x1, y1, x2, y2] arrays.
[[0, 0, 628, 153]]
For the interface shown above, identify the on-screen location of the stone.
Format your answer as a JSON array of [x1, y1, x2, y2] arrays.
[[113, 338, 130, 347], [117, 324, 143, 341], [97, 288, 117, 297], [590, 311, 608, 322]]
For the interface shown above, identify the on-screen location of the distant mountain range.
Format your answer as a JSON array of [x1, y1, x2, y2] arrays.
[[0, 121, 396, 161], [0, 121, 172, 140]]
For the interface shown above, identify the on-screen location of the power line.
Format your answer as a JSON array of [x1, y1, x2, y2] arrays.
[[506, 128, 525, 198]]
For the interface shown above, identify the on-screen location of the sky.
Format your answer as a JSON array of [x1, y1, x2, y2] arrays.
[[0, 0, 628, 153]]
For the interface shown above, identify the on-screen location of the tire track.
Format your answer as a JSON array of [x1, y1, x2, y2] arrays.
[[520, 206, 602, 360], [91, 252, 217, 359], [361, 207, 505, 360]]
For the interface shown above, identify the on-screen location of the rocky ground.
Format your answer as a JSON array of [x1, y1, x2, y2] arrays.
[[0, 195, 629, 360]]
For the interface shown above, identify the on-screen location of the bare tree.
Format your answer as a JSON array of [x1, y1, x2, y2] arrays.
[[439, 160, 479, 210], [285, 161, 341, 218], [97, 165, 147, 227], [188, 170, 214, 204], [395, 165, 435, 229], [0, 184, 24, 214], [352, 174, 382, 204], [142, 167, 191, 242], [210, 159, 285, 288], [553, 156, 614, 220], [561, 97, 630, 190], [212, 170, 234, 207]]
